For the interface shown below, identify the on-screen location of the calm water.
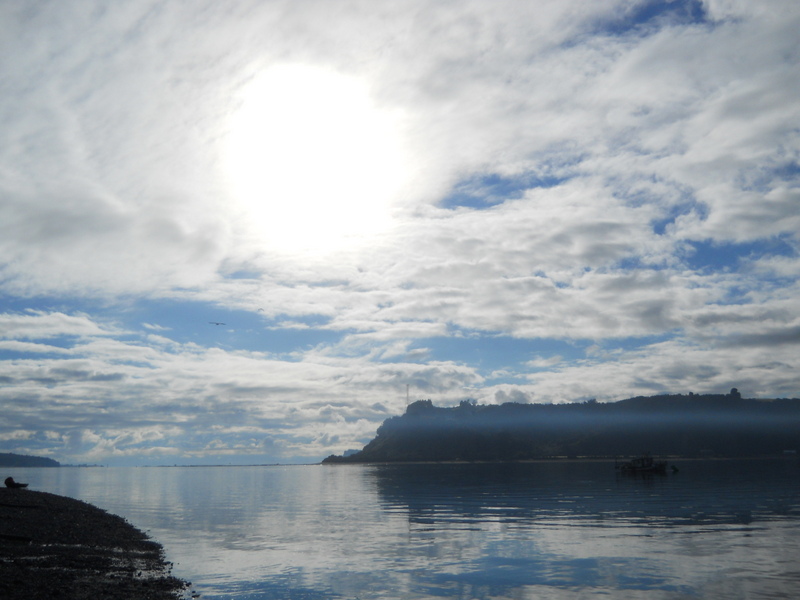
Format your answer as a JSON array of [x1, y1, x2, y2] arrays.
[[8, 459, 800, 599]]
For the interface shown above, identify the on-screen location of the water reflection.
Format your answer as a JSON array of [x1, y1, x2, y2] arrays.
[[370, 459, 800, 529], [371, 461, 800, 598], [8, 459, 800, 599], [368, 460, 800, 599]]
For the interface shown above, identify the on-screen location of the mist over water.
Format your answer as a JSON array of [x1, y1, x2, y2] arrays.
[[10, 459, 800, 599]]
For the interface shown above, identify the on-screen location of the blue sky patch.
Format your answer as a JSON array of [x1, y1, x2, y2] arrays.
[[592, 0, 709, 37], [441, 172, 567, 210], [0, 295, 343, 356], [684, 237, 797, 272], [408, 330, 588, 377], [132, 301, 342, 354]]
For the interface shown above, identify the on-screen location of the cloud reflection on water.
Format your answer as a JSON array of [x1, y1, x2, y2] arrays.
[[13, 459, 800, 599]]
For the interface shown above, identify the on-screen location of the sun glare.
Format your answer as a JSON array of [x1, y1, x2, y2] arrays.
[[225, 65, 408, 254]]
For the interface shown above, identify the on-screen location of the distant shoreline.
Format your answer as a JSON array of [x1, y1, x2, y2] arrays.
[[0, 488, 189, 600]]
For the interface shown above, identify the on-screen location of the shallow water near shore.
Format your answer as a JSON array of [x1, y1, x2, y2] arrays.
[[8, 458, 800, 599]]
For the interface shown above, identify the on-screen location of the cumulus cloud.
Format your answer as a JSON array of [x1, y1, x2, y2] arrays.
[[0, 310, 485, 462], [1, 0, 798, 463]]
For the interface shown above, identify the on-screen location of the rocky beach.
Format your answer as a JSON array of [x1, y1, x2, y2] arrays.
[[0, 487, 189, 599]]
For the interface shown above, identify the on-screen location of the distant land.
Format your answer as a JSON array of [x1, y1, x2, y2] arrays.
[[0, 453, 60, 467], [323, 390, 800, 463]]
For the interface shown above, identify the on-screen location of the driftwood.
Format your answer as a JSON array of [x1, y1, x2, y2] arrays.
[[4, 477, 28, 489]]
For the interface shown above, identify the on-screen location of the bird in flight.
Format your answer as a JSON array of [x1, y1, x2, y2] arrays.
[[209, 321, 226, 326]]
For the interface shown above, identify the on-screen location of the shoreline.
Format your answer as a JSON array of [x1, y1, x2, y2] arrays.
[[0, 488, 189, 600], [323, 454, 798, 465]]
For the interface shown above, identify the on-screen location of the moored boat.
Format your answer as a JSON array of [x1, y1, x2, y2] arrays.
[[616, 454, 668, 474]]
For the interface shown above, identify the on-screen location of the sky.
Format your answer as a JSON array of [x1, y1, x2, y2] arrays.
[[1, 0, 798, 466]]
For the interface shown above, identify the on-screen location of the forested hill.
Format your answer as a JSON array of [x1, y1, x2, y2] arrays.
[[0, 453, 60, 467], [323, 391, 800, 463]]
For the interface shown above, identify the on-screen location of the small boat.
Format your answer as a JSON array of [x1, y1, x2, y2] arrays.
[[616, 454, 668, 474]]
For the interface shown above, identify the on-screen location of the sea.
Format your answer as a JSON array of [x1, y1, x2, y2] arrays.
[[6, 458, 800, 599]]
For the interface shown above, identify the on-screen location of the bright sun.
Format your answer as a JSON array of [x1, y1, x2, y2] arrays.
[[225, 65, 408, 254]]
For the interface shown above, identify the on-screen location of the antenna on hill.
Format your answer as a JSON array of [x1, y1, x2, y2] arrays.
[[406, 384, 410, 405]]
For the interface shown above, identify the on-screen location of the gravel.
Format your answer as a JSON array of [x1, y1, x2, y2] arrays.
[[0, 487, 191, 600]]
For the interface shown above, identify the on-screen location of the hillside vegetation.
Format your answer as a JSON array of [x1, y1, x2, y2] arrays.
[[324, 391, 800, 463], [0, 453, 60, 467]]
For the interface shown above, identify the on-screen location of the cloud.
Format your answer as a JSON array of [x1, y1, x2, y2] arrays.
[[1, 1, 798, 463], [518, 337, 800, 403], [0, 311, 119, 339], [0, 341, 73, 355], [0, 309, 485, 462]]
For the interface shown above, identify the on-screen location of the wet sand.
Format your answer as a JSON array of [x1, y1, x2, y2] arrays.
[[0, 487, 189, 599]]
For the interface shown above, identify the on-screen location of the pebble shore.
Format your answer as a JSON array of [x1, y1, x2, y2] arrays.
[[0, 487, 190, 600]]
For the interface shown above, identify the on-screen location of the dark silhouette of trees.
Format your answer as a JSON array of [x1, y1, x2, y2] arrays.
[[0, 453, 60, 467], [323, 393, 800, 463]]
